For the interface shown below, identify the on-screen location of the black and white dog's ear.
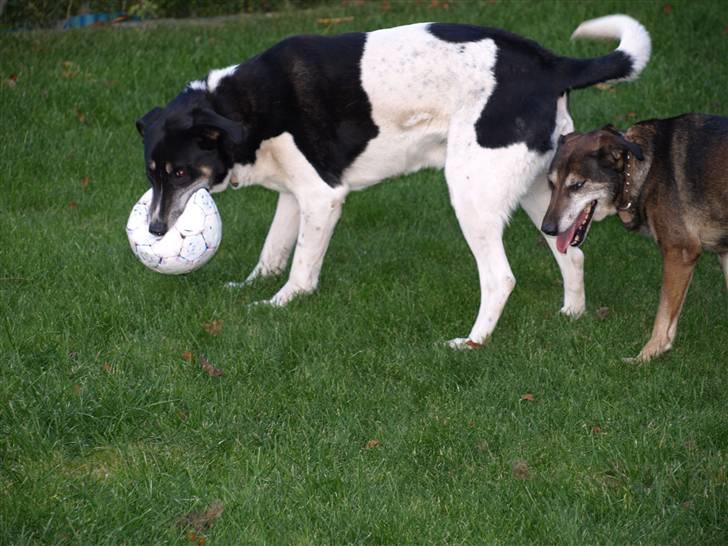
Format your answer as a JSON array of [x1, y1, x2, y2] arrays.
[[191, 108, 245, 149], [136, 107, 164, 137]]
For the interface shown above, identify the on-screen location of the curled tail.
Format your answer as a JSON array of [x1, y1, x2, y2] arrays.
[[563, 14, 651, 90]]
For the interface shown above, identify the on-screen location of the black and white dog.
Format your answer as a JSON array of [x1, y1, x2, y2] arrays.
[[137, 15, 650, 348]]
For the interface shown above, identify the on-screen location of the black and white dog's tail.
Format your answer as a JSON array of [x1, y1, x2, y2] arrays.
[[563, 14, 651, 90]]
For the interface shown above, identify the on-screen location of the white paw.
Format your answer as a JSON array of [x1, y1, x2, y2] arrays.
[[560, 302, 585, 318], [446, 338, 485, 350]]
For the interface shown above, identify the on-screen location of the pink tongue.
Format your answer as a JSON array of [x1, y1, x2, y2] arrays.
[[555, 206, 590, 254], [556, 223, 578, 254]]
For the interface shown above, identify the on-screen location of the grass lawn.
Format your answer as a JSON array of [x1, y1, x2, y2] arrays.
[[1, 0, 727, 543]]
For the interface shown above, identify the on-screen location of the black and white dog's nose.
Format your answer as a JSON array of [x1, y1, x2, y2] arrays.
[[149, 221, 167, 236], [541, 221, 559, 236]]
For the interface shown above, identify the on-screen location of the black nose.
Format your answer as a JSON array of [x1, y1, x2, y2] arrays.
[[149, 221, 167, 236], [541, 221, 559, 236]]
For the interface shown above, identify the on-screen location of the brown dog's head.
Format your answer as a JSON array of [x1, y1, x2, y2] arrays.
[[540, 127, 643, 253]]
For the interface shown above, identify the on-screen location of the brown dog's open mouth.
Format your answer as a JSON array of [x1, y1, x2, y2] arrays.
[[556, 200, 596, 254]]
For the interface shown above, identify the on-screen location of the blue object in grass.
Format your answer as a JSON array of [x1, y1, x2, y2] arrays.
[[63, 12, 139, 29]]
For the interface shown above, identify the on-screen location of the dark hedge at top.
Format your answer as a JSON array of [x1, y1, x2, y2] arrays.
[[1, 0, 326, 29]]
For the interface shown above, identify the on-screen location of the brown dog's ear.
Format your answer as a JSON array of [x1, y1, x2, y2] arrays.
[[601, 124, 621, 135], [599, 130, 644, 165]]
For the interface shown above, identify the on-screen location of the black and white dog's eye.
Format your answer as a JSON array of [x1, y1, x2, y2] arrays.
[[570, 180, 585, 190], [174, 168, 186, 178]]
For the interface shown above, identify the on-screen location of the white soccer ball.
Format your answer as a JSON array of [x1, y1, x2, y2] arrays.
[[126, 188, 222, 274]]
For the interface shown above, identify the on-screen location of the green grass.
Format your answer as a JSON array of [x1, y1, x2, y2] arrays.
[[1, 0, 727, 543]]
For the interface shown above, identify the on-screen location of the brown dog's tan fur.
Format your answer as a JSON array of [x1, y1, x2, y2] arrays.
[[542, 114, 728, 361]]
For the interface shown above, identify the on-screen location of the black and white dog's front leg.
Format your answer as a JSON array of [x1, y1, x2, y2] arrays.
[[257, 133, 347, 307], [228, 192, 300, 288], [267, 183, 346, 306]]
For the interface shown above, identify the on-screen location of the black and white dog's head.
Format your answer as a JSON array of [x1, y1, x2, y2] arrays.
[[136, 90, 244, 235]]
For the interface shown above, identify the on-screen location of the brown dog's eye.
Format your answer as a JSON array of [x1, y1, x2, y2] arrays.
[[570, 180, 585, 191], [174, 168, 186, 179]]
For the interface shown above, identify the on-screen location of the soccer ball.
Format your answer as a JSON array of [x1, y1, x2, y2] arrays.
[[126, 188, 222, 274]]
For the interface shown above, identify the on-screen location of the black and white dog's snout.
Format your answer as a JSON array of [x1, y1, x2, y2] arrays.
[[149, 220, 167, 236]]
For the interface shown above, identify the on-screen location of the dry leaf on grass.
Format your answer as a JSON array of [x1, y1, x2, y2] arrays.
[[511, 459, 531, 480], [365, 438, 381, 449], [181, 351, 194, 362], [203, 319, 223, 336], [62, 61, 80, 79], [80, 176, 90, 189], [200, 354, 224, 377], [177, 501, 224, 532], [520, 393, 535, 402], [102, 362, 113, 374], [317, 16, 354, 25]]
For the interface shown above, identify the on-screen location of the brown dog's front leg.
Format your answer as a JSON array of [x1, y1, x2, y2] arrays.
[[634, 246, 700, 362]]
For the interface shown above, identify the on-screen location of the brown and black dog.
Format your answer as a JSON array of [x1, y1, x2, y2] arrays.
[[541, 114, 728, 361]]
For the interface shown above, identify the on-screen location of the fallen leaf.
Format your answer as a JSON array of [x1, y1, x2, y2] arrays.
[[68, 201, 79, 210], [317, 16, 354, 25], [627, 111, 637, 119], [62, 60, 80, 79], [177, 501, 224, 532], [102, 362, 113, 374], [75, 108, 87, 124], [200, 354, 224, 377], [595, 306, 610, 320], [197, 536, 206, 546], [591, 425, 603, 434], [512, 459, 530, 480], [7, 74, 17, 88], [520, 393, 535, 402], [181, 351, 194, 362], [365, 438, 381, 449], [80, 176, 90, 189], [203, 319, 223, 336], [663, 3, 673, 15]]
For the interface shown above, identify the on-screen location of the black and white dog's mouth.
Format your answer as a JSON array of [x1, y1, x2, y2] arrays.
[[556, 200, 597, 254]]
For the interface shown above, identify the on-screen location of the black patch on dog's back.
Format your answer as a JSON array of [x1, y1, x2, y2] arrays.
[[477, 33, 561, 153], [430, 23, 562, 153], [428, 23, 490, 43], [212, 32, 379, 187]]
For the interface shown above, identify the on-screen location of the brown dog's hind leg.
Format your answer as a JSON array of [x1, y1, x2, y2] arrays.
[[634, 245, 701, 362]]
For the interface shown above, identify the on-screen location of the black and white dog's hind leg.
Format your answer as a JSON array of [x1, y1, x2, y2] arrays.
[[444, 110, 551, 349]]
